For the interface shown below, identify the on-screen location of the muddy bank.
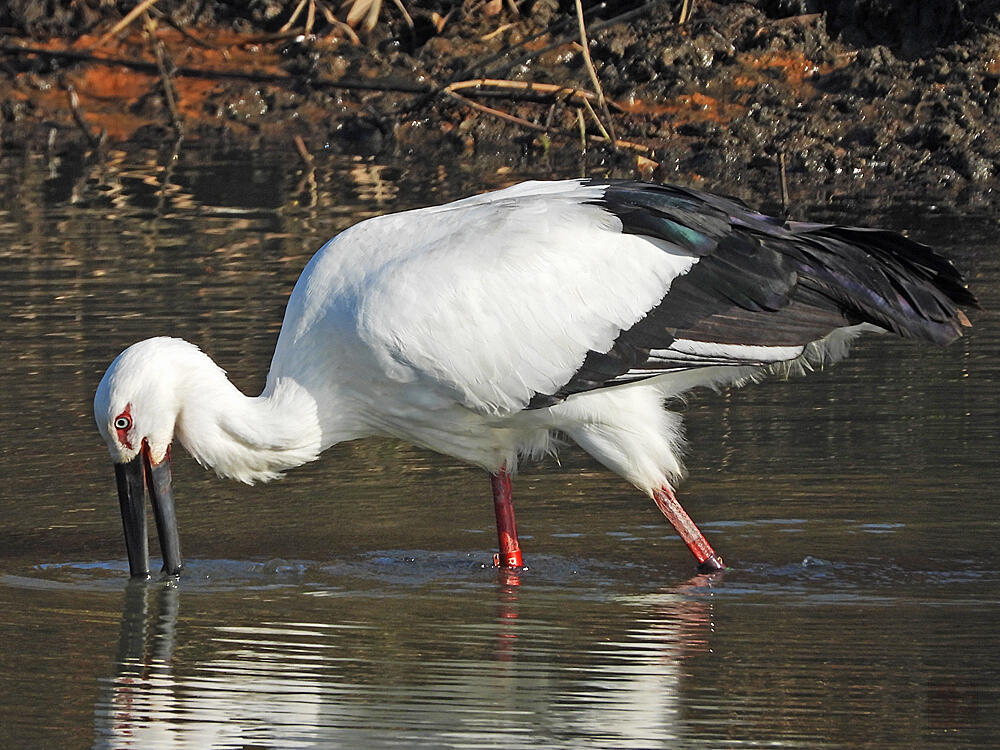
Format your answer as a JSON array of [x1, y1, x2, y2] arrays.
[[1, 1, 999, 208]]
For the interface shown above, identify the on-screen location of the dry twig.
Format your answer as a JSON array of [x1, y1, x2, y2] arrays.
[[778, 152, 789, 216], [678, 0, 694, 24], [293, 135, 315, 165], [89, 0, 163, 49], [65, 84, 103, 147], [280, 0, 310, 33], [580, 95, 613, 143], [444, 90, 545, 132], [389, 0, 415, 30], [480, 22, 516, 41], [142, 12, 183, 133], [315, 1, 362, 43], [573, 0, 617, 144], [445, 78, 602, 106], [447, 89, 654, 159], [150, 6, 224, 50], [344, 0, 383, 31]]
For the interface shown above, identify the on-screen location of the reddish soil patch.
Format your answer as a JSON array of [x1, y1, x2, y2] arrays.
[[2, 1, 999, 207]]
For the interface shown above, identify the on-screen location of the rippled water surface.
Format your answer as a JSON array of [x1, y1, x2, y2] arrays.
[[1, 145, 998, 748]]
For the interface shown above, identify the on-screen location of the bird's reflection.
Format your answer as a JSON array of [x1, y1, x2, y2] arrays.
[[101, 581, 182, 749], [494, 567, 523, 662], [116, 579, 179, 670], [96, 579, 327, 749], [95, 569, 719, 748]]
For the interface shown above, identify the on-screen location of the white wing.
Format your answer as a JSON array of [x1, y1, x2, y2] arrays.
[[275, 180, 696, 415]]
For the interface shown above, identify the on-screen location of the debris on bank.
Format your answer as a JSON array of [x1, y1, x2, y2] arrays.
[[1, 0, 998, 205]]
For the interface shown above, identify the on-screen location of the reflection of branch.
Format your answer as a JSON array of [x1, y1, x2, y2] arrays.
[[154, 133, 185, 228]]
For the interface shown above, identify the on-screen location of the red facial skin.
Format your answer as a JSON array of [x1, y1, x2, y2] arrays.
[[114, 403, 134, 450]]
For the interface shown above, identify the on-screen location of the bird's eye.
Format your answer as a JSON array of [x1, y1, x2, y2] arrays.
[[114, 415, 132, 431]]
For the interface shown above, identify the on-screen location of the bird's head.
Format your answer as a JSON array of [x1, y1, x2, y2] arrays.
[[94, 337, 191, 579]]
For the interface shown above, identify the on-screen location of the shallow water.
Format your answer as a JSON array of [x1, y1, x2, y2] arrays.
[[0, 145, 998, 748]]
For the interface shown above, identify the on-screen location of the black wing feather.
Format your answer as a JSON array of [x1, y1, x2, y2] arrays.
[[524, 180, 978, 409]]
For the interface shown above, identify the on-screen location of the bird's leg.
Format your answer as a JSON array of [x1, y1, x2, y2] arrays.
[[652, 487, 725, 572], [491, 467, 525, 568]]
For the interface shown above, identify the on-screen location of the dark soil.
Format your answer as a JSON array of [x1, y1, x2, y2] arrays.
[[2, 0, 999, 207]]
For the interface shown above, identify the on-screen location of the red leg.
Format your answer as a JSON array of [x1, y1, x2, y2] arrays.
[[491, 468, 525, 568], [652, 486, 725, 572]]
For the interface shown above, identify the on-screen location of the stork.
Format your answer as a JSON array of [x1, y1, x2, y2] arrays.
[[94, 179, 977, 577]]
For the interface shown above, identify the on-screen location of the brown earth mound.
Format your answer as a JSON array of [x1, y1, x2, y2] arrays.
[[2, 1, 998, 206]]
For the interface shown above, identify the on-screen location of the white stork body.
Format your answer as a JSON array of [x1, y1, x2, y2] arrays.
[[266, 180, 698, 486], [95, 179, 976, 576]]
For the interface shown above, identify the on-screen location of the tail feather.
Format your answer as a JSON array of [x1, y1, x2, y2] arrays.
[[528, 180, 978, 409], [791, 224, 979, 345]]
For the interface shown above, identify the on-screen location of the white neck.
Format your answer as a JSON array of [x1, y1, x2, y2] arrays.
[[172, 358, 324, 484]]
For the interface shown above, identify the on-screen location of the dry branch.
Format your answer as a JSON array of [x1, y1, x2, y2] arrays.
[[445, 78, 603, 106], [142, 12, 183, 134], [444, 90, 545, 132], [574, 0, 616, 143], [446, 89, 655, 160], [65, 84, 103, 147], [89, 0, 163, 49]]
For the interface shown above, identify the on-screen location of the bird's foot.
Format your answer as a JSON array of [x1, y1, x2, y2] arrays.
[[493, 551, 526, 569], [697, 554, 725, 573]]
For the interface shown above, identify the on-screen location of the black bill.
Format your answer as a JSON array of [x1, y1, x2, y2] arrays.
[[114, 446, 182, 578]]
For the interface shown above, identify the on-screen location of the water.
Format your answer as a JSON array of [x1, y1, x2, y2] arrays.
[[0, 144, 998, 748]]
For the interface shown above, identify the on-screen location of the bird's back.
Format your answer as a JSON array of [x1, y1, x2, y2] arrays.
[[265, 179, 977, 421], [267, 180, 694, 414]]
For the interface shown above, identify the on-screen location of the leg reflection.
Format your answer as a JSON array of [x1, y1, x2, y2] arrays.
[[98, 581, 180, 748]]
